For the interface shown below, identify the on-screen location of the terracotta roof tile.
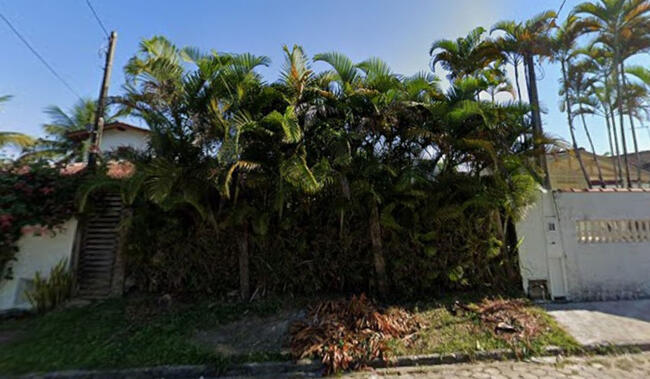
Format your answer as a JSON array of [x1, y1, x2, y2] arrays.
[[555, 187, 650, 193], [60, 160, 135, 179]]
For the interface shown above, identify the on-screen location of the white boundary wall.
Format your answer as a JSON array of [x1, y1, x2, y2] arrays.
[[0, 219, 77, 310], [517, 190, 650, 301]]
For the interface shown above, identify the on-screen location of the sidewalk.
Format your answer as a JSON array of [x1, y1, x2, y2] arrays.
[[345, 352, 650, 378], [545, 299, 650, 347]]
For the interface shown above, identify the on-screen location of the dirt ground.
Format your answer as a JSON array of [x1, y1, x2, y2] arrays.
[[193, 308, 305, 356]]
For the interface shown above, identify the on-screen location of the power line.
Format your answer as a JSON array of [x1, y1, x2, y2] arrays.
[[556, 0, 568, 18], [85, 0, 110, 38], [0, 12, 83, 101]]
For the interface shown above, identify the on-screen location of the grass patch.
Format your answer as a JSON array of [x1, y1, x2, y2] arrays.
[[0, 296, 288, 375], [0, 295, 580, 375], [391, 299, 580, 358]]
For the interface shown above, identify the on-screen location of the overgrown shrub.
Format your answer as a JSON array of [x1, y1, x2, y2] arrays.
[[25, 259, 74, 313], [89, 37, 540, 299], [0, 162, 81, 278], [123, 171, 532, 298]]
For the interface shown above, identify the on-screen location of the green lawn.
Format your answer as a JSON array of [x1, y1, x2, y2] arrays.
[[0, 295, 580, 375], [0, 297, 286, 375], [391, 301, 580, 357]]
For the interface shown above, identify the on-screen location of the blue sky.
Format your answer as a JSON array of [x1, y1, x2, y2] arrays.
[[1, 0, 649, 155]]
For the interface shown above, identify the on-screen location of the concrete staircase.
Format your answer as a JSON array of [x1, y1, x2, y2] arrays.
[[76, 193, 124, 300]]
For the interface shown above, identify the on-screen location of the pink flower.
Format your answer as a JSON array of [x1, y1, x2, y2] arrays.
[[15, 165, 31, 175], [0, 214, 13, 230], [39, 187, 55, 195], [21, 225, 35, 235]]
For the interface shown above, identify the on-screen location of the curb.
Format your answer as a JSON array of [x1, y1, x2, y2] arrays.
[[16, 343, 650, 378], [18, 360, 323, 379], [19, 365, 214, 379]]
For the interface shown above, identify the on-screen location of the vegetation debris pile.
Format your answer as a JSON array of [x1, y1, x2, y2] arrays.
[[456, 298, 543, 345], [289, 294, 423, 374]]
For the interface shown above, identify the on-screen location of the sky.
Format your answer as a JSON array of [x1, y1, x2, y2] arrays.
[[1, 0, 649, 156]]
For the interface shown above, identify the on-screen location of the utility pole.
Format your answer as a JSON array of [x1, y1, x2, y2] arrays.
[[88, 31, 117, 170]]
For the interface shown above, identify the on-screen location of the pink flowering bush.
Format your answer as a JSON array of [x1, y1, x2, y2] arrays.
[[0, 162, 81, 278]]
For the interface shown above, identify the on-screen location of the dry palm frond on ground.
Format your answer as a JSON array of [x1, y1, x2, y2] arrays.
[[455, 298, 543, 345], [289, 294, 423, 374]]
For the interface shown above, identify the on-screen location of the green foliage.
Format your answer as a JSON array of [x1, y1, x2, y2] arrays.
[[0, 297, 286, 374], [0, 162, 82, 278], [25, 259, 73, 313], [0, 95, 35, 150], [76, 37, 546, 299]]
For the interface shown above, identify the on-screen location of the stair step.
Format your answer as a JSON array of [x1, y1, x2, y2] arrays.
[[79, 261, 114, 268], [78, 281, 111, 287], [88, 220, 120, 225], [83, 236, 118, 242], [79, 268, 112, 275], [84, 245, 117, 251], [80, 250, 114, 256], [77, 286, 111, 293], [77, 294, 111, 300], [78, 280, 110, 284], [81, 249, 115, 258], [81, 250, 115, 256], [80, 257, 114, 262], [90, 214, 122, 219], [75, 192, 122, 302], [78, 270, 112, 277]]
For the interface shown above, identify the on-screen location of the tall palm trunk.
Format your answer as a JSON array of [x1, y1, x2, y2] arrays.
[[579, 112, 604, 187], [514, 58, 522, 103], [524, 53, 551, 188], [614, 54, 632, 188], [621, 61, 642, 186], [561, 61, 591, 188], [609, 106, 624, 186], [604, 114, 618, 186], [238, 223, 250, 300], [604, 83, 624, 187], [626, 111, 642, 186], [369, 201, 388, 298]]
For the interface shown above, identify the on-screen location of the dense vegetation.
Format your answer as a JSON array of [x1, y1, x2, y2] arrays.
[[87, 37, 541, 299], [2, 0, 650, 299]]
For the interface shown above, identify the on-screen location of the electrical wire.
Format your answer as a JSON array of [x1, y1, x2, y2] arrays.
[[556, 0, 568, 18], [0, 12, 83, 101], [85, 0, 110, 38]]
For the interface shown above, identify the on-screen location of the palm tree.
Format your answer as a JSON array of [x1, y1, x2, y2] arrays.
[[493, 37, 525, 103], [0, 95, 34, 150], [430, 27, 500, 81], [312, 52, 398, 297], [574, 0, 650, 187], [578, 47, 625, 185], [621, 76, 650, 183], [121, 36, 277, 300], [568, 61, 606, 186], [480, 59, 515, 103], [552, 15, 593, 187], [21, 98, 123, 162], [492, 11, 557, 188]]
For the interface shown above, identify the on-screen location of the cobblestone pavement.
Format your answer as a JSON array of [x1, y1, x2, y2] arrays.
[[345, 352, 650, 378]]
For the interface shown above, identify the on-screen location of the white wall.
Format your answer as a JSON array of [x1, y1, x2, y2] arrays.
[[0, 219, 78, 310], [517, 191, 650, 301], [100, 129, 149, 153], [516, 191, 549, 295]]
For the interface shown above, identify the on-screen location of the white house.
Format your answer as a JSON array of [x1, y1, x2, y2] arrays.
[[0, 122, 150, 311], [66, 121, 151, 156]]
